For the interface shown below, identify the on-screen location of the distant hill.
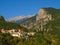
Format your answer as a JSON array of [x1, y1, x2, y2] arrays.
[[7, 15, 34, 24]]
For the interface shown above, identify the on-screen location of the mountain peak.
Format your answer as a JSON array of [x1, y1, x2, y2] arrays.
[[36, 8, 47, 21]]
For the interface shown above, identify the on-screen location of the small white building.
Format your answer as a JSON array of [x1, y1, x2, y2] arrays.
[[27, 32, 36, 36]]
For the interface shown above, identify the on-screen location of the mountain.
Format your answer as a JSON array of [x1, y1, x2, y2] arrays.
[[7, 15, 34, 24], [20, 8, 60, 44], [20, 8, 52, 30], [20, 7, 60, 32]]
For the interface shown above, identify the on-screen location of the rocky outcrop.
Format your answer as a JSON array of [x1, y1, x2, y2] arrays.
[[36, 9, 52, 22], [36, 9, 46, 21]]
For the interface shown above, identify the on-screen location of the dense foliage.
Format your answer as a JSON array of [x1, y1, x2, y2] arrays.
[[0, 20, 20, 29], [43, 7, 60, 44], [0, 32, 60, 45]]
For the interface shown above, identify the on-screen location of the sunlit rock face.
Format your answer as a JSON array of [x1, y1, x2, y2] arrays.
[[36, 9, 52, 22], [36, 9, 46, 21]]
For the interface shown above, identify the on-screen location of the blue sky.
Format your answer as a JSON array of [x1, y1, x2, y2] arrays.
[[0, 0, 60, 20]]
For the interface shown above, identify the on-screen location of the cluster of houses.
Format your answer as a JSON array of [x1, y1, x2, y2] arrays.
[[0, 29, 36, 39]]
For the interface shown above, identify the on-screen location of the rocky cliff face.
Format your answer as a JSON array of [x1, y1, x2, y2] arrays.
[[36, 9, 46, 21], [20, 8, 52, 32], [36, 9, 52, 22]]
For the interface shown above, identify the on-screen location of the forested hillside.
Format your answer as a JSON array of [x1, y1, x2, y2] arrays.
[[0, 16, 28, 32]]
